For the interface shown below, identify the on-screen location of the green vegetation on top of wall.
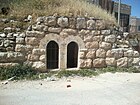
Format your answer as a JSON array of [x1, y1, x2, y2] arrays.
[[0, 0, 116, 24]]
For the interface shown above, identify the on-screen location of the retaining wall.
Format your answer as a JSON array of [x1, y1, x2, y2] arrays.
[[0, 16, 139, 71]]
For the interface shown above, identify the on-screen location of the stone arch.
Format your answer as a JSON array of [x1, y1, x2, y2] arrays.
[[39, 33, 63, 49], [39, 34, 85, 69], [64, 36, 85, 69], [64, 36, 85, 49], [39, 34, 63, 70]]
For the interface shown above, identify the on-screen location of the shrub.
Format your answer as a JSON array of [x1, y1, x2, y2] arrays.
[[0, 64, 38, 80], [78, 69, 98, 77], [56, 70, 78, 78]]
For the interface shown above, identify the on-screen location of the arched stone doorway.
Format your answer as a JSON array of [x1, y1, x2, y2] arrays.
[[46, 41, 59, 69], [67, 42, 79, 68]]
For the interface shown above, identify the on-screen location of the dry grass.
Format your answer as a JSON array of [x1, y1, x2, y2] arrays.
[[0, 0, 116, 24]]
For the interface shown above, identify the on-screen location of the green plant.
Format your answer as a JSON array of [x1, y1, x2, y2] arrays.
[[56, 70, 78, 78], [0, 64, 38, 80], [56, 69, 98, 78], [78, 69, 98, 77]]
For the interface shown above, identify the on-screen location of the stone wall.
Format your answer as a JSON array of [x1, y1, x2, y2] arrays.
[[0, 16, 139, 71]]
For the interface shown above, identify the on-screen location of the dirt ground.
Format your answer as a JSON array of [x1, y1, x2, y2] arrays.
[[0, 72, 140, 105]]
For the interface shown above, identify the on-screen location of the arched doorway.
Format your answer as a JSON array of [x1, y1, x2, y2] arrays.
[[67, 42, 78, 68], [46, 41, 59, 69]]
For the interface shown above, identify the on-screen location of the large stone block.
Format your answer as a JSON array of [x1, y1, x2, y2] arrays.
[[86, 50, 96, 59], [3, 40, 11, 47], [85, 41, 99, 49], [79, 59, 85, 68], [117, 57, 128, 67], [106, 58, 116, 66], [99, 42, 112, 50], [32, 49, 45, 55], [69, 18, 76, 28], [7, 52, 25, 62], [132, 58, 140, 66], [48, 27, 62, 33], [101, 30, 111, 35], [28, 54, 39, 61], [85, 59, 92, 68], [16, 37, 25, 44], [32, 24, 45, 31], [0, 33, 6, 38], [79, 51, 86, 59], [32, 61, 46, 72], [43, 26, 48, 32], [26, 31, 45, 37], [0, 63, 19, 67], [44, 16, 56, 26], [36, 16, 45, 23], [25, 37, 39, 45], [76, 18, 86, 29], [7, 33, 13, 38], [93, 58, 106, 68], [79, 59, 92, 68], [96, 20, 105, 30], [19, 33, 26, 38], [39, 55, 46, 62], [0, 52, 7, 62], [60, 31, 69, 38], [57, 17, 69, 27], [124, 50, 134, 57], [92, 30, 101, 36], [96, 49, 106, 58], [92, 35, 103, 42], [87, 20, 95, 30], [6, 47, 14, 51], [84, 35, 93, 42], [4, 27, 13, 33], [15, 44, 29, 52], [133, 51, 140, 57], [106, 49, 124, 58], [105, 35, 116, 43], [62, 29, 77, 35], [79, 30, 90, 39]]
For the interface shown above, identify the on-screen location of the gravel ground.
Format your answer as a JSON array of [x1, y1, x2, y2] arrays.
[[0, 72, 140, 105]]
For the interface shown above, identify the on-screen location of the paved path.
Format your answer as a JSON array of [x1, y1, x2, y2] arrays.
[[0, 73, 140, 105]]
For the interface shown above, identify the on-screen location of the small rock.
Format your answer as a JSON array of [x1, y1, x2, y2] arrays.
[[27, 25, 32, 31], [1, 18, 10, 23], [67, 85, 71, 88], [67, 79, 71, 82], [39, 83, 43, 85], [24, 15, 32, 22], [27, 15, 32, 21], [0, 33, 6, 38], [1, 80, 8, 85], [7, 33, 13, 38], [4, 27, 13, 33]]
